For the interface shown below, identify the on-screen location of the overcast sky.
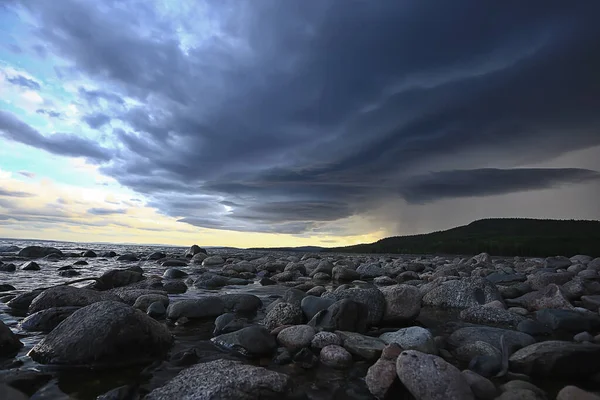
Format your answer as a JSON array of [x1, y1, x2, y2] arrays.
[[0, 0, 599, 247]]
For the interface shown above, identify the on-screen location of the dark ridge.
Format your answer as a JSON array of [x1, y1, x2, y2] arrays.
[[324, 218, 600, 257]]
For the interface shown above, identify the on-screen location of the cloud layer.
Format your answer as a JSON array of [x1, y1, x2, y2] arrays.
[[1, 0, 599, 237]]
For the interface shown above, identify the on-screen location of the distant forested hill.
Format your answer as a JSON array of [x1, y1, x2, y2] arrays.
[[325, 218, 600, 257]]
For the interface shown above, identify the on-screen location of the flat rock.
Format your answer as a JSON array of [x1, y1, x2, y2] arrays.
[[528, 272, 573, 290], [202, 255, 225, 266], [448, 326, 535, 354], [556, 385, 600, 400], [509, 340, 600, 378], [18, 246, 63, 258], [336, 330, 385, 360], [396, 350, 475, 400], [220, 294, 262, 314], [29, 301, 173, 367], [535, 308, 600, 332], [145, 359, 290, 400]]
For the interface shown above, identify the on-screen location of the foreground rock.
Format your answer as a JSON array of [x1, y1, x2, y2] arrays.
[[366, 344, 402, 399], [324, 287, 386, 325], [320, 345, 353, 368], [166, 297, 224, 320], [336, 331, 385, 360], [29, 301, 173, 367], [397, 350, 474, 400], [0, 320, 23, 358], [379, 326, 437, 354], [28, 286, 121, 313], [145, 359, 290, 400], [509, 340, 600, 378]]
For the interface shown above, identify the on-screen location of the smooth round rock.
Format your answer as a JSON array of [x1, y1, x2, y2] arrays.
[[320, 345, 353, 368]]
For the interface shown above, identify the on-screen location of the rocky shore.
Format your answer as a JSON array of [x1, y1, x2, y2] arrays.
[[2, 244, 600, 399]]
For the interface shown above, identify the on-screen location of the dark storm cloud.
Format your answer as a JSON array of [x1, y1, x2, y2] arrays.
[[87, 207, 127, 216], [7, 74, 41, 90], [6, 0, 600, 233], [36, 109, 62, 118], [400, 168, 600, 204], [82, 113, 111, 129], [0, 110, 112, 162], [0, 187, 33, 197]]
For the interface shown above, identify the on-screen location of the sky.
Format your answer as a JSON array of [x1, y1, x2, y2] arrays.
[[0, 0, 599, 247]]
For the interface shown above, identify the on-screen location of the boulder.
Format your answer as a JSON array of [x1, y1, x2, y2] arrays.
[[19, 307, 80, 332], [556, 386, 600, 400], [213, 313, 252, 335], [379, 284, 422, 323], [191, 253, 208, 264], [163, 280, 187, 294], [6, 289, 44, 310], [356, 263, 384, 279], [202, 255, 225, 267], [166, 297, 225, 320], [461, 370, 498, 400], [147, 251, 166, 260], [185, 244, 207, 258], [29, 301, 172, 367], [21, 261, 40, 271], [332, 266, 360, 282], [147, 301, 166, 319], [0, 320, 23, 358], [193, 273, 231, 289], [101, 251, 117, 257], [95, 269, 145, 289], [220, 294, 262, 314], [82, 250, 97, 258], [509, 341, 600, 378], [320, 345, 353, 368], [507, 284, 574, 311], [459, 305, 526, 328], [116, 253, 138, 262], [396, 350, 475, 400], [308, 299, 368, 333], [323, 287, 386, 325], [379, 326, 437, 354], [528, 272, 573, 290], [0, 263, 16, 272], [423, 277, 503, 309], [0, 283, 15, 291], [133, 294, 169, 312], [145, 359, 290, 400], [263, 302, 304, 331], [29, 286, 121, 313], [544, 256, 572, 269], [535, 309, 600, 332], [18, 246, 63, 258], [366, 344, 402, 399], [277, 325, 315, 352], [300, 296, 336, 320], [311, 331, 342, 350], [448, 326, 535, 354], [108, 288, 167, 305], [211, 325, 277, 357], [336, 331, 385, 360], [0, 245, 20, 253]]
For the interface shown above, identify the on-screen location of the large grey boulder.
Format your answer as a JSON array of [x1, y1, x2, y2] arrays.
[[19, 307, 80, 332], [18, 246, 63, 258], [422, 277, 503, 309], [0, 320, 23, 358], [167, 297, 225, 320], [323, 287, 386, 325], [202, 255, 225, 267], [185, 244, 207, 258], [145, 359, 290, 400], [379, 284, 422, 323], [263, 302, 304, 330], [379, 326, 437, 354], [336, 331, 385, 361], [332, 266, 360, 282], [29, 286, 121, 314], [535, 308, 600, 332], [6, 289, 44, 310], [95, 269, 145, 289], [448, 326, 535, 354], [109, 288, 167, 305], [308, 299, 368, 333], [396, 350, 475, 400], [507, 284, 574, 311], [29, 301, 173, 367], [357, 263, 384, 279], [277, 325, 315, 352], [528, 271, 573, 290], [509, 341, 600, 378], [211, 325, 277, 357], [300, 296, 336, 320], [220, 294, 262, 314]]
